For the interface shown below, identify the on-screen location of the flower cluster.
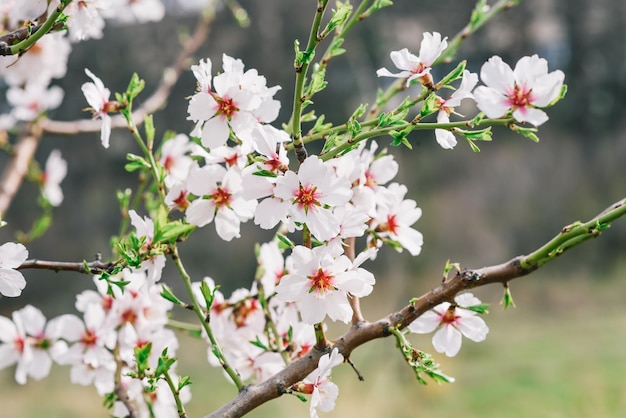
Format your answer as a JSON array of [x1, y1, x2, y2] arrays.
[[0, 267, 184, 417], [378, 32, 565, 148], [0, 8, 570, 414]]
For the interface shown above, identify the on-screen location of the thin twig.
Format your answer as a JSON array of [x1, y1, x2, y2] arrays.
[[40, 8, 216, 135], [0, 128, 42, 217]]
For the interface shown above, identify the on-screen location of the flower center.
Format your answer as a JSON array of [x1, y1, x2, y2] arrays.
[[173, 190, 190, 210], [81, 329, 98, 347], [216, 96, 239, 119], [294, 185, 321, 212], [441, 306, 459, 325], [508, 84, 534, 108], [232, 298, 260, 328], [308, 268, 336, 295], [212, 187, 232, 207]]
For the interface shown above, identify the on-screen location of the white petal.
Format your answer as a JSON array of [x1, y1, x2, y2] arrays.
[[473, 86, 511, 119], [408, 310, 442, 334], [512, 107, 549, 127], [455, 314, 489, 342], [432, 325, 462, 357], [435, 128, 457, 149], [480, 56, 515, 94]]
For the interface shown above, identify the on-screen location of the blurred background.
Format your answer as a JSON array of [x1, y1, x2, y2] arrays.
[[1, 0, 626, 416]]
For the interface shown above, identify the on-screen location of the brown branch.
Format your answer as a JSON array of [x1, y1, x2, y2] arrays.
[[0, 21, 66, 54], [39, 9, 215, 135], [17, 256, 116, 274], [203, 257, 527, 418], [204, 196, 626, 418], [0, 127, 42, 217]]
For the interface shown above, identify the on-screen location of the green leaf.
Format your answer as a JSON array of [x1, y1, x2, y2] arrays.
[[327, 37, 346, 59], [177, 375, 192, 391], [126, 73, 145, 101], [439, 60, 466, 86], [144, 114, 155, 146], [323, 2, 352, 35], [419, 93, 439, 119], [470, 0, 488, 29], [200, 280, 217, 310], [250, 337, 268, 350], [301, 110, 317, 123], [125, 153, 151, 172], [348, 118, 362, 136], [468, 112, 485, 128], [501, 284, 516, 309], [312, 114, 333, 132], [308, 64, 328, 95], [389, 128, 413, 149], [134, 342, 152, 378], [155, 349, 176, 377], [466, 139, 481, 152], [293, 40, 304, 68], [116, 188, 132, 214], [465, 303, 490, 315], [154, 221, 194, 244], [160, 285, 183, 305], [252, 169, 278, 178], [510, 124, 540, 142], [458, 127, 492, 142], [373, 0, 394, 9], [276, 233, 295, 250]]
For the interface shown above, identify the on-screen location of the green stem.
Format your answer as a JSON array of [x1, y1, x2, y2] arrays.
[[6, 0, 72, 55], [320, 117, 514, 161], [435, 0, 521, 66], [170, 244, 245, 390], [314, 322, 328, 350], [125, 116, 164, 200], [167, 319, 202, 334], [521, 198, 626, 270], [291, 0, 330, 163], [162, 370, 188, 418]]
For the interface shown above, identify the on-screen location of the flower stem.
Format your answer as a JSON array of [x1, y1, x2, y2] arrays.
[[170, 244, 244, 390], [291, 0, 330, 163]]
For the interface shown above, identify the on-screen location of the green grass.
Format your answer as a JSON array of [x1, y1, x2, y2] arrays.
[[2, 276, 625, 417]]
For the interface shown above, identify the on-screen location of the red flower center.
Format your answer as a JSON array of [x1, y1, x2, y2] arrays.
[[508, 84, 534, 108], [294, 185, 321, 212], [216, 96, 239, 119], [81, 329, 98, 347], [441, 306, 459, 325], [212, 187, 232, 207], [308, 268, 335, 295]]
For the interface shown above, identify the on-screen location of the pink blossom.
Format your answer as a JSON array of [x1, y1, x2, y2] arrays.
[[187, 55, 281, 150], [185, 163, 257, 241], [275, 244, 374, 325], [82, 68, 120, 149], [41, 150, 67, 207], [303, 347, 343, 418], [474, 55, 565, 127], [370, 183, 423, 256], [7, 82, 64, 121], [408, 293, 489, 357], [0, 242, 28, 297], [434, 70, 478, 149], [264, 156, 352, 242], [377, 32, 448, 87]]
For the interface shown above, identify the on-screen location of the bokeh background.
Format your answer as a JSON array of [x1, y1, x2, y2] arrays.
[[1, 0, 626, 416]]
